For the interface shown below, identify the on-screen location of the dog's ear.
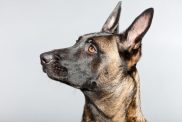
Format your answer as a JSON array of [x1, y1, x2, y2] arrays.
[[118, 8, 154, 69], [101, 1, 121, 33]]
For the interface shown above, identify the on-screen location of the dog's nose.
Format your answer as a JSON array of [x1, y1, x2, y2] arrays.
[[40, 53, 53, 64]]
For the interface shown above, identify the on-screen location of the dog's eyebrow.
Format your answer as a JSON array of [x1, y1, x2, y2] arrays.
[[88, 38, 104, 54]]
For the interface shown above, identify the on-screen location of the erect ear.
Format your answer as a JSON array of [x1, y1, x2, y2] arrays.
[[101, 1, 121, 33], [118, 8, 154, 69]]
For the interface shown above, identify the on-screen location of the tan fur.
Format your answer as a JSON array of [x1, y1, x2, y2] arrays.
[[40, 3, 153, 122], [82, 36, 146, 122], [127, 49, 141, 70]]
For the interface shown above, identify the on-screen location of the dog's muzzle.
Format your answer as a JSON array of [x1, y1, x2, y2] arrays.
[[40, 52, 68, 75]]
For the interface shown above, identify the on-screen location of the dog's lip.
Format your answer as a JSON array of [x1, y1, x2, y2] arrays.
[[41, 65, 68, 74], [40, 62, 48, 73], [42, 67, 47, 73], [81, 86, 97, 92], [40, 63, 47, 73], [81, 88, 91, 91]]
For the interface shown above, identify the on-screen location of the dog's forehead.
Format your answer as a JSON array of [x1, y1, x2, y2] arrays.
[[81, 32, 113, 40]]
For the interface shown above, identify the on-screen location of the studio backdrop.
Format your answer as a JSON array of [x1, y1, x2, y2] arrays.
[[0, 0, 182, 122]]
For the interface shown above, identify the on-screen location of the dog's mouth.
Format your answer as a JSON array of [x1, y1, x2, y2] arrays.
[[41, 60, 68, 81], [42, 64, 67, 75]]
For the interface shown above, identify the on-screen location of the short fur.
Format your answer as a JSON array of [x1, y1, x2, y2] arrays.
[[40, 2, 154, 122]]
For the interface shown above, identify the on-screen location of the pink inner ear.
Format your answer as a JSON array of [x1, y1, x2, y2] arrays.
[[127, 13, 151, 47], [108, 16, 117, 29]]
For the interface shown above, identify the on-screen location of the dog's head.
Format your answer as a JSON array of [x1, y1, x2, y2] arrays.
[[40, 2, 153, 92]]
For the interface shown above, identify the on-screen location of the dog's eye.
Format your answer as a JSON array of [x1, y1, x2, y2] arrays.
[[87, 43, 97, 54]]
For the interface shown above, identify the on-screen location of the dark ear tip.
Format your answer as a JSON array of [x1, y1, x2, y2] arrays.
[[145, 8, 154, 15], [117, 1, 122, 6], [115, 1, 122, 10]]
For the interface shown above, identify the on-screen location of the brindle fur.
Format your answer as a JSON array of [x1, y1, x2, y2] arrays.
[[40, 2, 154, 122]]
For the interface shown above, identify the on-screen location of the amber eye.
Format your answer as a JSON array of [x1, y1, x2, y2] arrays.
[[87, 44, 97, 54]]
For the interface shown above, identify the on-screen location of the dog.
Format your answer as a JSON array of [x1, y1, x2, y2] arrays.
[[40, 1, 153, 122]]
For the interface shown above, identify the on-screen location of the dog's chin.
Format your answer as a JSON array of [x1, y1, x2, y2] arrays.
[[42, 66, 83, 89], [46, 71, 68, 82]]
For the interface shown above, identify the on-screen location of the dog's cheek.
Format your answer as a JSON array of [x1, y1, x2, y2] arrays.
[[91, 57, 102, 73], [96, 61, 122, 88], [66, 62, 91, 86]]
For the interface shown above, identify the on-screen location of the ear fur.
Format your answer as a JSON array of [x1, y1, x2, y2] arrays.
[[101, 1, 121, 33], [118, 8, 154, 70]]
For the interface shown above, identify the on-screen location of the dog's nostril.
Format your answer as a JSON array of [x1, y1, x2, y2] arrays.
[[40, 53, 53, 64], [41, 57, 48, 64]]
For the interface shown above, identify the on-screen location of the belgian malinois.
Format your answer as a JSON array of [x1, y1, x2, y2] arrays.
[[40, 1, 154, 122]]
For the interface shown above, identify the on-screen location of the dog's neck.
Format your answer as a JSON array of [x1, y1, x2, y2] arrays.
[[82, 70, 146, 122]]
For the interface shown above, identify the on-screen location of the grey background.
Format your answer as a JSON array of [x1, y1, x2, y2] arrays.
[[0, 0, 181, 122]]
